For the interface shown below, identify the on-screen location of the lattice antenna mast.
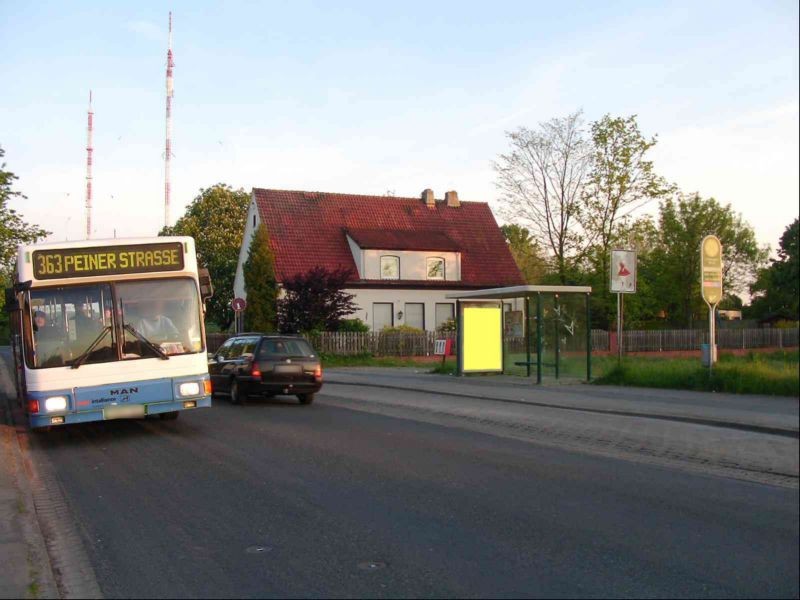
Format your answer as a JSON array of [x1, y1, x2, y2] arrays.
[[86, 90, 93, 239], [164, 11, 174, 228]]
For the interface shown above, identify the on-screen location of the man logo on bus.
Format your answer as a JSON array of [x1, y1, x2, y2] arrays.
[[110, 387, 139, 395]]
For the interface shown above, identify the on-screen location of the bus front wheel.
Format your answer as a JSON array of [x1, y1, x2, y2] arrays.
[[160, 411, 180, 420]]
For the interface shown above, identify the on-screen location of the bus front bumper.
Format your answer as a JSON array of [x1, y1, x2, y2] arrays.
[[29, 395, 212, 429]]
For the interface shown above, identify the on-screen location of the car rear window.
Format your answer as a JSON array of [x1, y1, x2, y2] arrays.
[[257, 339, 316, 359]]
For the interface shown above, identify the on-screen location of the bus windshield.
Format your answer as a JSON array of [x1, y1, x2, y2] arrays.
[[29, 283, 116, 368], [26, 278, 203, 368], [118, 278, 203, 359]]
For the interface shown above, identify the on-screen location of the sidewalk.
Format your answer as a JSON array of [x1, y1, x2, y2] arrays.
[[325, 367, 799, 435], [0, 353, 58, 599]]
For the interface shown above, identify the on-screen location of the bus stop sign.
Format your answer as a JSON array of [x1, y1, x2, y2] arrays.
[[700, 235, 723, 306]]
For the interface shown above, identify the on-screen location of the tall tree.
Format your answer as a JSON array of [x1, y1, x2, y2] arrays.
[[243, 225, 278, 332], [649, 193, 766, 328], [161, 183, 249, 329], [278, 267, 358, 333], [1, 145, 49, 275], [581, 114, 673, 298], [748, 218, 799, 319], [494, 111, 591, 282], [500, 224, 548, 283]]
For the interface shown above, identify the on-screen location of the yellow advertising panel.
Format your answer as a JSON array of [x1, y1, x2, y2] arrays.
[[462, 305, 503, 372]]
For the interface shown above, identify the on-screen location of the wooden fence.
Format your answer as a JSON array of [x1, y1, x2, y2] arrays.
[[592, 328, 799, 352], [207, 328, 798, 356]]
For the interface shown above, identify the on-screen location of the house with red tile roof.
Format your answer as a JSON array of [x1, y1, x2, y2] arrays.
[[233, 188, 524, 331]]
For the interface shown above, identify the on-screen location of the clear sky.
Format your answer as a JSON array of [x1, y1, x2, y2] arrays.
[[1, 0, 797, 252]]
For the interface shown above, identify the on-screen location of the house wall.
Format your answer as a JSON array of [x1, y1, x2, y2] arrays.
[[233, 196, 261, 300], [344, 288, 459, 331], [361, 249, 461, 281]]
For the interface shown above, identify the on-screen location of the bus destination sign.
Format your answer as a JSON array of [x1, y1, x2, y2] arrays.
[[32, 242, 185, 280]]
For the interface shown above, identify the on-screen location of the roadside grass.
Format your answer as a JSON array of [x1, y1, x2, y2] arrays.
[[593, 350, 799, 397], [321, 352, 455, 370], [322, 349, 799, 397]]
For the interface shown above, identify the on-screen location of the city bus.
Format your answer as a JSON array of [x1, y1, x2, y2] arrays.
[[5, 237, 214, 429]]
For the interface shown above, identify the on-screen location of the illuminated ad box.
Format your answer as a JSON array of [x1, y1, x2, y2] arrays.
[[458, 301, 503, 373]]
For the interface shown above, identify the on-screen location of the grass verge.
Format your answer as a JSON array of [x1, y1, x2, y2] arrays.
[[593, 350, 799, 396]]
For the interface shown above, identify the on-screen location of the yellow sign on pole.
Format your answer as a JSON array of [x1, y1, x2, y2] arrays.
[[701, 235, 723, 306]]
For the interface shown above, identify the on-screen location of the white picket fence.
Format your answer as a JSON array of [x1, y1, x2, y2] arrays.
[[208, 328, 797, 356]]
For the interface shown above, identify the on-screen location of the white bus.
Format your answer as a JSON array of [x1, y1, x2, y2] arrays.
[[5, 237, 213, 428]]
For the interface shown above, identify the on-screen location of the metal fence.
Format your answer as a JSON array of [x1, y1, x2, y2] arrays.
[[207, 328, 797, 356]]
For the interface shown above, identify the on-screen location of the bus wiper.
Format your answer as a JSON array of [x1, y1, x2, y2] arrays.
[[123, 324, 169, 360], [71, 326, 112, 369]]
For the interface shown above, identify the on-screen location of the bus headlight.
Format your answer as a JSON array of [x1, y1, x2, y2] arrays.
[[45, 396, 68, 412], [178, 382, 201, 397]]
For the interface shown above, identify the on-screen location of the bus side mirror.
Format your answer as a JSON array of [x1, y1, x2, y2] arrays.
[[4, 287, 19, 312], [199, 268, 214, 302]]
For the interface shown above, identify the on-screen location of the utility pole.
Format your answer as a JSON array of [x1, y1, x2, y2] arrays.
[[164, 11, 174, 228], [86, 91, 93, 239]]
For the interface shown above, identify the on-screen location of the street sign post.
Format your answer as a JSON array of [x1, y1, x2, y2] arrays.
[[231, 297, 247, 333], [610, 250, 637, 361], [700, 235, 723, 369]]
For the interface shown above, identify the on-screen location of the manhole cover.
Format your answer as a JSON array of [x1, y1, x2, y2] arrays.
[[357, 561, 387, 571], [245, 545, 272, 554]]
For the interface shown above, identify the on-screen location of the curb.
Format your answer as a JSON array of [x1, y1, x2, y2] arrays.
[[324, 378, 800, 439]]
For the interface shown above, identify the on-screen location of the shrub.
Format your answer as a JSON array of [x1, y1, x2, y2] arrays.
[[380, 325, 425, 334], [337, 318, 370, 333]]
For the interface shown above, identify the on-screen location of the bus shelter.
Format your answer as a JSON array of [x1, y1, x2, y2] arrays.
[[446, 285, 592, 383]]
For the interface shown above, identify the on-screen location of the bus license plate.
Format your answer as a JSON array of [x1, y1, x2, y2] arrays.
[[104, 404, 146, 420]]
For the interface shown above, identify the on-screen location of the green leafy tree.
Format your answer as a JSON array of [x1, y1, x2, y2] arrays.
[[243, 225, 278, 332], [161, 183, 249, 329], [581, 114, 673, 300], [747, 218, 799, 319], [278, 267, 358, 333], [1, 146, 49, 334], [1, 146, 49, 275], [500, 224, 548, 283], [648, 193, 767, 328]]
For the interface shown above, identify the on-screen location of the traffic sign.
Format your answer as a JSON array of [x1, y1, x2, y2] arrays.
[[700, 235, 723, 306], [231, 297, 247, 312]]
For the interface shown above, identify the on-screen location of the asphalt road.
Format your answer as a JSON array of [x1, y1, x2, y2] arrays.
[[23, 394, 800, 598]]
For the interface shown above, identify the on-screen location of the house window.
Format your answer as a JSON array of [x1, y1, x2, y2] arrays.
[[380, 256, 400, 280], [373, 303, 394, 331], [404, 303, 425, 330], [435, 303, 455, 329], [427, 257, 445, 280]]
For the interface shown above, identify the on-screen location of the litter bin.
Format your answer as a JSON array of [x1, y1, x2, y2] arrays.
[[701, 343, 718, 367]]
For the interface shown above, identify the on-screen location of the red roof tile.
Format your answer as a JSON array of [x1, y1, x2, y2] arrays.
[[346, 228, 460, 251], [253, 188, 524, 287]]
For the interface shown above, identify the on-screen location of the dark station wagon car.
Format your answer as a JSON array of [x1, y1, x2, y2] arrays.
[[208, 333, 322, 405]]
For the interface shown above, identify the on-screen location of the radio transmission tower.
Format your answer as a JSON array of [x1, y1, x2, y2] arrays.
[[164, 11, 174, 228], [86, 90, 93, 239]]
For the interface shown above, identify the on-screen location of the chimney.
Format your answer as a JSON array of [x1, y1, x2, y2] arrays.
[[445, 190, 460, 208], [421, 188, 435, 209]]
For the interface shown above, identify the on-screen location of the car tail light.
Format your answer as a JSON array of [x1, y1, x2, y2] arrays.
[[251, 368, 261, 378], [28, 399, 40, 414], [314, 365, 322, 379]]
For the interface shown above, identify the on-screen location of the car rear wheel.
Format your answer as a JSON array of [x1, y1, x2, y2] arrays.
[[298, 393, 315, 405], [230, 379, 243, 405]]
